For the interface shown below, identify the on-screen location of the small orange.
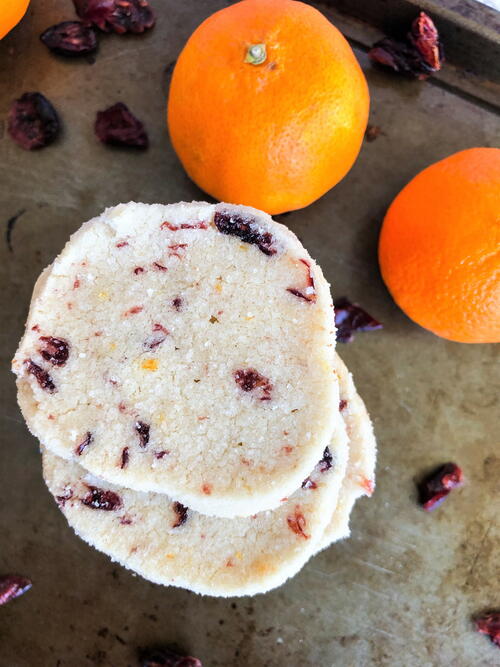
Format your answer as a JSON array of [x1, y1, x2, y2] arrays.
[[379, 148, 500, 343], [167, 0, 369, 214], [0, 0, 30, 40]]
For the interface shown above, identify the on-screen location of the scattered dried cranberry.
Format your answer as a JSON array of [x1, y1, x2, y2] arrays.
[[339, 399, 348, 411], [39, 336, 70, 366], [82, 486, 122, 511], [75, 431, 93, 456], [135, 421, 150, 448], [301, 477, 317, 490], [334, 297, 382, 343], [287, 507, 309, 539], [145, 324, 169, 349], [25, 359, 56, 393], [418, 462, 464, 511], [475, 612, 500, 648], [0, 575, 32, 606], [214, 211, 276, 255], [161, 221, 207, 231], [234, 368, 272, 401], [56, 488, 73, 507], [40, 21, 98, 57], [287, 259, 316, 303], [140, 647, 202, 667], [8, 92, 60, 151], [369, 12, 443, 80], [172, 297, 183, 311], [73, 0, 155, 34], [95, 102, 148, 148], [120, 447, 129, 469], [318, 447, 333, 472], [172, 502, 188, 528]]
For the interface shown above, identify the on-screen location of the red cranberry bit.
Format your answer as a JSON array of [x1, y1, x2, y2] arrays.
[[161, 221, 207, 231], [172, 501, 188, 528], [172, 297, 183, 311], [120, 516, 133, 525], [339, 399, 348, 411], [154, 450, 169, 459], [116, 240, 129, 248], [234, 368, 272, 401], [40, 21, 97, 57], [95, 103, 148, 148], [168, 243, 188, 259], [214, 211, 276, 256], [369, 12, 443, 80], [8, 92, 60, 150], [361, 478, 375, 496], [287, 258, 316, 303], [475, 612, 500, 648], [418, 462, 464, 511], [0, 575, 32, 607], [145, 323, 169, 349], [56, 488, 73, 507], [120, 447, 129, 469], [135, 421, 150, 448], [31, 325, 41, 332], [73, 279, 80, 289], [134, 267, 145, 275], [38, 336, 70, 366], [124, 305, 143, 316], [82, 486, 122, 511], [318, 447, 333, 472], [301, 477, 317, 490], [25, 359, 56, 393], [287, 507, 309, 539], [140, 647, 203, 667], [202, 483, 212, 495], [73, 0, 155, 34], [153, 261, 168, 272], [334, 297, 382, 343], [75, 431, 93, 456]]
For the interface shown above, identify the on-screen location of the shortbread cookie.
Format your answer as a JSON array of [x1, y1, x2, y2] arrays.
[[13, 201, 340, 517], [318, 355, 376, 551], [41, 424, 348, 597]]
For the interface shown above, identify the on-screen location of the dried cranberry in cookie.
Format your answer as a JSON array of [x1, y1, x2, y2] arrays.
[[14, 202, 340, 518]]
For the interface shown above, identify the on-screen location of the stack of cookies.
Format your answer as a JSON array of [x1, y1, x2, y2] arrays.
[[13, 201, 376, 597]]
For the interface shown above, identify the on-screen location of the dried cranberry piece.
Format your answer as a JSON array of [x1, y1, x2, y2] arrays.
[[286, 507, 309, 539], [318, 447, 333, 472], [25, 359, 56, 393], [56, 488, 73, 507], [39, 336, 70, 366], [172, 502, 188, 528], [120, 447, 129, 469], [73, 0, 156, 34], [339, 399, 347, 411], [214, 211, 276, 256], [161, 221, 207, 231], [145, 324, 169, 349], [140, 647, 202, 667], [234, 368, 272, 401], [75, 431, 93, 456], [475, 612, 500, 648], [0, 575, 32, 606], [8, 93, 60, 151], [95, 103, 148, 148], [40, 21, 98, 57], [172, 297, 183, 311], [301, 477, 317, 490], [369, 12, 443, 80], [135, 421, 150, 448], [287, 259, 316, 303], [334, 297, 382, 343], [418, 462, 464, 511], [82, 486, 122, 511]]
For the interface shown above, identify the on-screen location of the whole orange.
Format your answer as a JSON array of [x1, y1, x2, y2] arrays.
[[379, 148, 500, 343], [0, 0, 30, 39], [167, 0, 369, 214]]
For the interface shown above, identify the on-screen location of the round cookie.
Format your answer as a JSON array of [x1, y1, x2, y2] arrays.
[[318, 355, 376, 552], [13, 201, 341, 517], [41, 425, 348, 597]]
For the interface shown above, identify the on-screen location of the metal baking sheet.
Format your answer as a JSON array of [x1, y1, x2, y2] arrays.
[[1, 1, 498, 665]]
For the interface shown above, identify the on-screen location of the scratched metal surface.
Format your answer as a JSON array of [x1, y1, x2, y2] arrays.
[[0, 2, 499, 666]]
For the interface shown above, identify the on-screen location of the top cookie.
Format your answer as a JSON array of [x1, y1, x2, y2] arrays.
[[13, 201, 339, 517]]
